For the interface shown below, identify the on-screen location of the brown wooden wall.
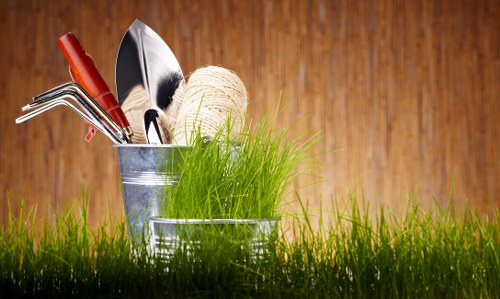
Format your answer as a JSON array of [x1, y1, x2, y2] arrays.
[[1, 0, 498, 226]]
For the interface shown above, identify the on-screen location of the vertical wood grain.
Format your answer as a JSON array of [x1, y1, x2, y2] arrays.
[[0, 0, 498, 226]]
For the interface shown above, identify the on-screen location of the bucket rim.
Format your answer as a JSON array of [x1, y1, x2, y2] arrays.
[[113, 143, 192, 149], [149, 217, 280, 225]]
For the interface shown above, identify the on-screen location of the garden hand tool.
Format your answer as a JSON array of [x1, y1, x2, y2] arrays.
[[16, 83, 128, 144], [116, 19, 184, 144], [59, 32, 132, 143]]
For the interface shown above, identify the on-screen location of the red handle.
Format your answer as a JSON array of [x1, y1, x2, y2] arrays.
[[58, 32, 130, 130]]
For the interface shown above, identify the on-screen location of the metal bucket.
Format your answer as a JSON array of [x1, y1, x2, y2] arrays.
[[149, 218, 279, 259], [114, 144, 190, 244], [115, 144, 279, 258]]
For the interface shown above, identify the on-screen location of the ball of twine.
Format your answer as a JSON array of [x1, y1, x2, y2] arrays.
[[173, 66, 248, 145], [162, 79, 186, 134]]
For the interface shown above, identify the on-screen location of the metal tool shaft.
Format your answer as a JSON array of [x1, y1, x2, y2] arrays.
[[17, 86, 128, 144], [17, 97, 124, 144], [24, 83, 131, 143]]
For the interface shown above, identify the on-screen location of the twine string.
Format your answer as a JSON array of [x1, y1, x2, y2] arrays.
[[173, 66, 248, 145]]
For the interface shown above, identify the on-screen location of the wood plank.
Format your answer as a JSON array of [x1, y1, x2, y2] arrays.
[[0, 0, 498, 226]]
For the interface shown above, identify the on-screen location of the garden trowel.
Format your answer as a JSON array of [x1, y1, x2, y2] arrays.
[[116, 19, 184, 144]]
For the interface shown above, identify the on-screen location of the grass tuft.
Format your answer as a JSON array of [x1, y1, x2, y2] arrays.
[[0, 192, 498, 298], [161, 113, 323, 219]]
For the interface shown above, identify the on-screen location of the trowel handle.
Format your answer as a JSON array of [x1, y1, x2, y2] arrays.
[[58, 32, 130, 130]]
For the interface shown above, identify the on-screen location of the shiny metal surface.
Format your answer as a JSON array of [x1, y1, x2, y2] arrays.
[[143, 109, 165, 144], [25, 82, 131, 143], [149, 218, 279, 259], [114, 144, 190, 244], [16, 87, 127, 144], [116, 19, 184, 144]]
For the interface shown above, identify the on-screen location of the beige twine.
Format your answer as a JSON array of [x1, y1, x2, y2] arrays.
[[173, 66, 247, 146], [121, 82, 185, 144], [162, 80, 186, 135], [121, 85, 151, 144]]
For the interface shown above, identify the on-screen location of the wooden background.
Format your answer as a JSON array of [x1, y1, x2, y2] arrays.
[[0, 0, 498, 226]]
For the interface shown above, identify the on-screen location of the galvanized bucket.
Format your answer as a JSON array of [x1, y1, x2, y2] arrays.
[[114, 144, 190, 244], [115, 144, 279, 258], [149, 218, 279, 259]]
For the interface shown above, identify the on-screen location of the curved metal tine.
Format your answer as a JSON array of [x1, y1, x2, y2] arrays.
[[32, 82, 76, 101], [18, 99, 124, 144], [64, 88, 122, 134], [17, 97, 124, 144], [25, 89, 126, 143], [67, 86, 125, 135], [27, 83, 86, 110], [58, 92, 126, 144], [58, 93, 127, 144], [27, 84, 126, 141], [25, 89, 104, 127], [17, 99, 96, 126], [25, 83, 80, 111]]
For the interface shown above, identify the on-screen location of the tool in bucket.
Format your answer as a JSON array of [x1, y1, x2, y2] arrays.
[[59, 32, 133, 143], [116, 19, 185, 144], [16, 32, 132, 144], [16, 82, 129, 144], [15, 20, 271, 260]]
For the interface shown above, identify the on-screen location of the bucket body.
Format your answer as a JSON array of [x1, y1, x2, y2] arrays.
[[114, 144, 190, 244], [150, 218, 279, 259]]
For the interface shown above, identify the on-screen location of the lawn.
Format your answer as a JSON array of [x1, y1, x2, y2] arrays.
[[1, 194, 498, 298]]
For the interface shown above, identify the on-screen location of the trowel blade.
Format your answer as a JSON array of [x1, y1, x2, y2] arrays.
[[116, 19, 184, 143]]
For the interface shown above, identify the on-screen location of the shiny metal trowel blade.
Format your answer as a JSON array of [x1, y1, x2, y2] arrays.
[[116, 19, 184, 143]]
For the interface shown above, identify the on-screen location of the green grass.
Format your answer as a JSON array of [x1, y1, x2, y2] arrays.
[[1, 192, 498, 298], [161, 113, 322, 219]]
